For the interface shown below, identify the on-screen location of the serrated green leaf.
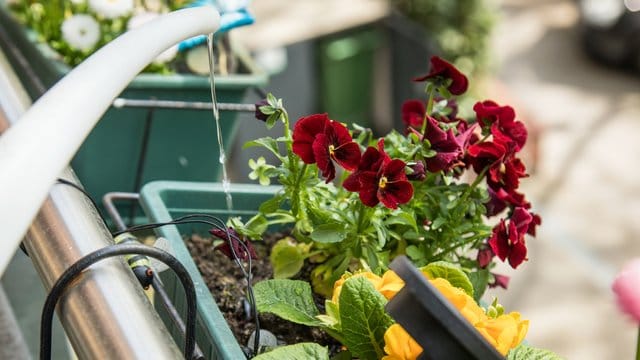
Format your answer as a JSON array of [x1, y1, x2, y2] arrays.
[[468, 269, 490, 301], [265, 113, 279, 129], [245, 214, 268, 237], [259, 194, 283, 214], [384, 210, 419, 232], [259, 105, 275, 115], [339, 277, 394, 360], [270, 239, 305, 278], [243, 137, 284, 160], [507, 344, 565, 360], [266, 92, 278, 106], [422, 261, 474, 297], [310, 223, 347, 243], [254, 279, 321, 326], [253, 343, 329, 360]]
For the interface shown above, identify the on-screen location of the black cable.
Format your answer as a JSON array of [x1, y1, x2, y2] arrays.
[[130, 106, 155, 225], [116, 214, 261, 356], [40, 244, 197, 360], [55, 178, 105, 221]]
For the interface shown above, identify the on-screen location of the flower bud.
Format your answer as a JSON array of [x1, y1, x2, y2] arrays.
[[407, 161, 426, 181], [254, 99, 270, 122]]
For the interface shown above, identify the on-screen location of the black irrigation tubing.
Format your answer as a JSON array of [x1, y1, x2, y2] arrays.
[[114, 214, 261, 356], [40, 244, 197, 360]]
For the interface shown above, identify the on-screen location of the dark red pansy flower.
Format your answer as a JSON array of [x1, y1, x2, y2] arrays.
[[492, 187, 530, 210], [344, 139, 389, 192], [345, 142, 413, 209], [487, 156, 528, 194], [413, 56, 469, 95], [488, 207, 534, 269], [312, 121, 361, 182], [401, 99, 426, 132], [489, 273, 510, 289], [254, 99, 269, 122], [474, 100, 515, 127], [408, 116, 469, 173], [527, 212, 542, 237], [477, 246, 494, 268], [359, 159, 413, 209], [475, 100, 527, 151], [292, 113, 330, 164], [209, 227, 257, 261], [467, 140, 507, 175]]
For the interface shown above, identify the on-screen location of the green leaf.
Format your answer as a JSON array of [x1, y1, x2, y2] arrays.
[[254, 279, 322, 326], [310, 223, 347, 243], [431, 216, 446, 230], [245, 214, 268, 237], [265, 113, 279, 129], [468, 269, 490, 301], [339, 277, 394, 360], [422, 261, 474, 297], [253, 343, 329, 360], [243, 137, 284, 160], [405, 245, 426, 263], [507, 344, 565, 360], [259, 194, 283, 214], [270, 239, 306, 278], [384, 210, 418, 232]]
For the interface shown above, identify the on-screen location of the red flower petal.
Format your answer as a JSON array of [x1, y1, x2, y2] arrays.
[[312, 133, 336, 182], [292, 113, 329, 164], [379, 180, 413, 209], [401, 99, 426, 130], [333, 142, 361, 171], [414, 56, 469, 95]]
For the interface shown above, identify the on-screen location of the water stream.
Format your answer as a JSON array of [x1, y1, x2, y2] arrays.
[[207, 33, 233, 212]]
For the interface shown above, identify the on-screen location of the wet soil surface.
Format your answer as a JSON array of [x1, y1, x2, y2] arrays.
[[186, 232, 340, 353]]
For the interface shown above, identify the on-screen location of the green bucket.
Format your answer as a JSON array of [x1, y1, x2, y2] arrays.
[[140, 181, 279, 359]]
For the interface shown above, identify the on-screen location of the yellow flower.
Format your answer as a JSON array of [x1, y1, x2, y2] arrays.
[[331, 271, 382, 304], [378, 270, 405, 300], [382, 324, 423, 360], [429, 278, 487, 325], [475, 312, 529, 355]]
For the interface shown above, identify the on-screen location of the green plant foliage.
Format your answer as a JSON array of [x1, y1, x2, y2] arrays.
[[338, 277, 394, 360], [507, 344, 565, 360], [270, 238, 309, 279], [253, 279, 322, 327], [422, 261, 474, 297], [252, 343, 329, 360]]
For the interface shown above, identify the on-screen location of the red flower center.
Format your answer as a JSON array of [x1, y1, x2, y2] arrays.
[[379, 176, 388, 189]]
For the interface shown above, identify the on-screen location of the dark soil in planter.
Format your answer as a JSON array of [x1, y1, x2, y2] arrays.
[[186, 232, 341, 353]]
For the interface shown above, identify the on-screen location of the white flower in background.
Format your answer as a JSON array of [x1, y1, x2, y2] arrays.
[[61, 15, 100, 51], [88, 0, 134, 19], [127, 12, 177, 64]]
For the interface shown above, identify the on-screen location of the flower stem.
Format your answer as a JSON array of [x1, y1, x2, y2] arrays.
[[419, 86, 436, 136], [460, 165, 489, 203]]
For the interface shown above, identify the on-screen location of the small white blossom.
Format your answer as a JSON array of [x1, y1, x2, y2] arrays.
[[61, 14, 101, 51], [88, 0, 134, 19]]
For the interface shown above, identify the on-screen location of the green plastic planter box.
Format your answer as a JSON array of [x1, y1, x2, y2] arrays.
[[139, 181, 280, 359], [0, 6, 267, 214]]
